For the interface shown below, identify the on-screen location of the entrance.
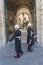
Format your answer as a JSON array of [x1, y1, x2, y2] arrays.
[[5, 0, 36, 42], [16, 7, 32, 30]]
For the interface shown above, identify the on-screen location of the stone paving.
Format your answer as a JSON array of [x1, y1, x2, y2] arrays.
[[0, 43, 43, 65]]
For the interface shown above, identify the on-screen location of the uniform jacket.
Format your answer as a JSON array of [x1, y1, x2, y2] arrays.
[[10, 29, 21, 51], [27, 27, 34, 44]]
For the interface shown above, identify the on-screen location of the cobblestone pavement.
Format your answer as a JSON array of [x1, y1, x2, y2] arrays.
[[0, 43, 43, 65], [0, 31, 43, 65]]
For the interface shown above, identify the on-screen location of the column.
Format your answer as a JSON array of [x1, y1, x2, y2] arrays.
[[36, 0, 42, 44], [41, 0, 43, 45], [0, 0, 6, 46]]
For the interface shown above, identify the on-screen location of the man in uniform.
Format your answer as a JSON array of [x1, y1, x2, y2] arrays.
[[9, 24, 23, 58], [27, 23, 34, 52]]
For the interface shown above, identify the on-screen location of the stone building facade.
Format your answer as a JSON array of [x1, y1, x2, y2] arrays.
[[0, 0, 43, 46]]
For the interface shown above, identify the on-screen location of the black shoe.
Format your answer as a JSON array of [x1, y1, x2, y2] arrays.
[[14, 56, 20, 58], [28, 49, 33, 52]]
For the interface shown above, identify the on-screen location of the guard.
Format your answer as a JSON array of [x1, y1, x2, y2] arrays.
[[9, 24, 23, 58], [27, 23, 34, 52]]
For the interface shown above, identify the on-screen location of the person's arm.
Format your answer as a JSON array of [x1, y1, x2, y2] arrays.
[[9, 34, 15, 42]]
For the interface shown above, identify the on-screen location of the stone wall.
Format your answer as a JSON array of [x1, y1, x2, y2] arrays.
[[0, 0, 6, 46], [41, 0, 43, 44], [36, 0, 43, 44], [0, 0, 43, 46]]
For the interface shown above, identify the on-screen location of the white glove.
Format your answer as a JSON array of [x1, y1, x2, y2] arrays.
[[8, 41, 10, 44], [30, 40, 32, 42], [34, 35, 37, 38]]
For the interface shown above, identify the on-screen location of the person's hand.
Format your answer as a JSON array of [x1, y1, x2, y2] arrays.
[[30, 40, 32, 42], [8, 41, 10, 44]]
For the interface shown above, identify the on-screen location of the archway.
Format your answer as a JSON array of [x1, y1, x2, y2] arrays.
[[16, 7, 32, 30], [5, 0, 36, 42], [0, 0, 43, 46]]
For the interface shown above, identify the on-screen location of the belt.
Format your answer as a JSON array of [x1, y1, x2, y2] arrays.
[[15, 36, 21, 39]]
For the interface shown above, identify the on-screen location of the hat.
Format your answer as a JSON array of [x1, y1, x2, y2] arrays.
[[28, 23, 32, 26], [14, 24, 20, 29]]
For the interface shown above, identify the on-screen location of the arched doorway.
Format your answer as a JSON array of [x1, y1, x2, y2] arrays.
[[5, 0, 36, 42], [16, 7, 32, 30], [0, 0, 43, 46]]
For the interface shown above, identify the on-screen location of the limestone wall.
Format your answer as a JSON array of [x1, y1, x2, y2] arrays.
[[41, 0, 43, 44], [0, 0, 6, 46], [36, 0, 43, 45], [0, 0, 43, 46]]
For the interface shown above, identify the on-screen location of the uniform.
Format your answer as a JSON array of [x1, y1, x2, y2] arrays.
[[27, 23, 34, 52], [9, 25, 23, 58]]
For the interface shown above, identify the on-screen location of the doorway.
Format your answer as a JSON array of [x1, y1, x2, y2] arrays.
[[5, 0, 36, 42]]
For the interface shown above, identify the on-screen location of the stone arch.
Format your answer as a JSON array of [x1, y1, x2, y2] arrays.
[[16, 7, 32, 24]]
